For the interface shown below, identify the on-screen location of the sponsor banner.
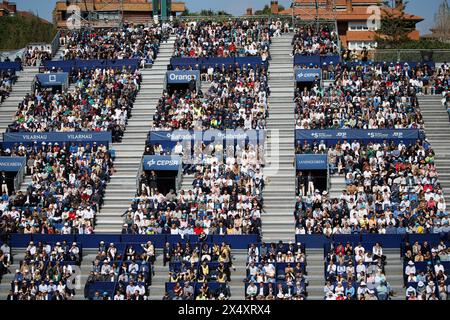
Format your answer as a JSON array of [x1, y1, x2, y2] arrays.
[[0, 156, 26, 172], [148, 130, 264, 146], [36, 73, 68, 86], [296, 154, 328, 170], [295, 68, 321, 82], [295, 129, 419, 142], [42, 59, 140, 72], [0, 61, 21, 72], [3, 132, 112, 143], [143, 155, 182, 171], [166, 70, 200, 84]]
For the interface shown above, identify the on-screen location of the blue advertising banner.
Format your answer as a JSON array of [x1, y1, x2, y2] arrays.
[[166, 70, 200, 84], [296, 154, 328, 170], [3, 132, 112, 144], [36, 73, 68, 86], [143, 155, 182, 171], [295, 68, 322, 82], [170, 57, 266, 69], [0, 156, 26, 172], [148, 130, 264, 148], [295, 129, 420, 144], [0, 61, 21, 72], [294, 55, 340, 67], [42, 59, 140, 72]]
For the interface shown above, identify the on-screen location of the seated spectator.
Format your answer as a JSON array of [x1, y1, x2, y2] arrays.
[[292, 25, 338, 56], [173, 19, 277, 58], [60, 23, 164, 66]]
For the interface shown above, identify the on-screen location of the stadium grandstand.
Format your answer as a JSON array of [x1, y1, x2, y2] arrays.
[[0, 0, 449, 303]]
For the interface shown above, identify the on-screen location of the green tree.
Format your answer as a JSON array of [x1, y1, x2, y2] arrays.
[[180, 8, 231, 17], [254, 4, 285, 15], [0, 15, 56, 50], [375, 1, 415, 48]]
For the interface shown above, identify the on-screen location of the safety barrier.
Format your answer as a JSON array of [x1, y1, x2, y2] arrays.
[[8, 233, 259, 249]]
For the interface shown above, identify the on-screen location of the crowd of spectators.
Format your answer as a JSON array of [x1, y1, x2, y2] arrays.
[[59, 23, 166, 67], [172, 19, 282, 58], [7, 240, 80, 300], [0, 69, 16, 104], [292, 25, 339, 56], [23, 46, 52, 67], [8, 67, 141, 142], [86, 241, 155, 300], [245, 241, 307, 300], [0, 140, 113, 235], [403, 240, 449, 300], [294, 62, 433, 130], [295, 139, 450, 235], [123, 140, 264, 237], [324, 242, 391, 300], [163, 241, 233, 300], [153, 64, 269, 130]]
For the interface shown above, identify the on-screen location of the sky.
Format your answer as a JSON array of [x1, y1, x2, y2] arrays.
[[10, 0, 444, 35]]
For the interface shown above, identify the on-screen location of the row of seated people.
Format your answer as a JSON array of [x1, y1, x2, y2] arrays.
[[152, 64, 269, 131], [318, 61, 448, 96], [294, 139, 449, 235], [245, 241, 307, 300], [59, 23, 165, 64], [324, 242, 391, 300], [172, 19, 283, 58], [0, 141, 113, 234], [8, 67, 142, 142], [163, 241, 233, 300], [292, 25, 339, 56], [123, 142, 263, 237], [403, 240, 449, 300], [84, 241, 155, 300], [6, 240, 81, 300], [293, 62, 436, 130], [164, 281, 230, 300], [0, 69, 16, 104], [23, 46, 52, 67]]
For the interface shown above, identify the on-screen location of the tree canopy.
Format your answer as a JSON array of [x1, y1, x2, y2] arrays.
[[0, 15, 56, 50]]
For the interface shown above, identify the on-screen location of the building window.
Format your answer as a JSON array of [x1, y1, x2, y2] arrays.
[[348, 21, 378, 31], [348, 41, 378, 51]]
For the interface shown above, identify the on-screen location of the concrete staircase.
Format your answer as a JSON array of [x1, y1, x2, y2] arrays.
[[180, 174, 195, 191], [0, 66, 37, 137], [0, 248, 24, 298], [262, 33, 296, 242], [305, 248, 324, 300], [147, 249, 166, 300], [329, 174, 346, 199], [419, 95, 450, 205], [384, 248, 404, 300], [229, 249, 247, 300], [73, 249, 98, 300], [95, 37, 175, 233]]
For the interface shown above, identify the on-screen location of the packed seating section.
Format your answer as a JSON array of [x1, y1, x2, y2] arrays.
[[324, 241, 391, 300], [8, 240, 81, 300], [295, 139, 449, 235], [402, 239, 449, 300], [245, 241, 307, 300], [164, 241, 233, 300]]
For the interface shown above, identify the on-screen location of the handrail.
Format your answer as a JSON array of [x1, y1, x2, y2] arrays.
[[13, 161, 26, 192], [136, 154, 143, 195], [50, 29, 62, 58]]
